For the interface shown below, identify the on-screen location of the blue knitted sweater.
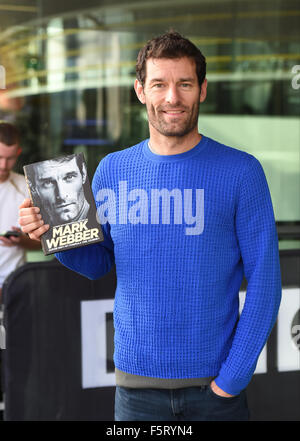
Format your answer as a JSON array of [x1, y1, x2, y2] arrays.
[[56, 135, 282, 395]]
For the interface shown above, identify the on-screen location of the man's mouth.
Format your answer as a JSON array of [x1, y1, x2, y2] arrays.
[[56, 203, 73, 209], [162, 110, 185, 115]]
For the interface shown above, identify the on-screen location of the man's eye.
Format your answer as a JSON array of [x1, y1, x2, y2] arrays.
[[0, 156, 16, 161], [153, 83, 164, 88], [181, 83, 191, 88], [64, 173, 76, 182], [42, 180, 54, 188]]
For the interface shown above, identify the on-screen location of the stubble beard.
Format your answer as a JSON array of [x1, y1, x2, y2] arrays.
[[147, 101, 200, 138], [0, 169, 9, 182]]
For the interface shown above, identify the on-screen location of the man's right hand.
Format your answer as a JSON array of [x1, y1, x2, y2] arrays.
[[18, 198, 50, 241]]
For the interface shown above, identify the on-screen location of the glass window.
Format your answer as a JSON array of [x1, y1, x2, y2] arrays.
[[0, 0, 299, 248]]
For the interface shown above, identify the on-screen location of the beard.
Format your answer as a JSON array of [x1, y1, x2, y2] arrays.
[[146, 100, 200, 138], [0, 169, 9, 182]]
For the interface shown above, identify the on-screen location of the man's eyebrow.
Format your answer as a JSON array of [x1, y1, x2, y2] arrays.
[[148, 77, 196, 84], [178, 77, 196, 83], [37, 176, 53, 182], [63, 169, 78, 176], [148, 78, 165, 84]]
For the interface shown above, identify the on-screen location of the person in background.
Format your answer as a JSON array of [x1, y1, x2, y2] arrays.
[[0, 121, 41, 300], [18, 31, 282, 421]]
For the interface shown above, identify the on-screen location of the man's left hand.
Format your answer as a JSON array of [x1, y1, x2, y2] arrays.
[[0, 227, 22, 247], [0, 226, 41, 250], [210, 380, 235, 398]]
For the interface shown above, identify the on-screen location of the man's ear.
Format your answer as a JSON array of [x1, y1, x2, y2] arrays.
[[199, 78, 207, 103], [30, 181, 40, 204], [134, 79, 146, 104], [81, 161, 87, 185]]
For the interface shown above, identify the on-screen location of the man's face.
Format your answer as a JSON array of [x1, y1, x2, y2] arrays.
[[35, 158, 86, 223], [0, 142, 21, 182], [135, 57, 207, 139]]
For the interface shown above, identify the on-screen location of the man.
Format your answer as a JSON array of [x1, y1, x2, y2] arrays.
[[19, 31, 282, 421], [26, 155, 90, 226], [0, 121, 41, 300]]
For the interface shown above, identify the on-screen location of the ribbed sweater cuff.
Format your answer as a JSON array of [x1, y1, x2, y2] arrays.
[[214, 372, 250, 396]]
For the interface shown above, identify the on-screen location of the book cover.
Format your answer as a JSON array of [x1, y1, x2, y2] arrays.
[[23, 153, 104, 255]]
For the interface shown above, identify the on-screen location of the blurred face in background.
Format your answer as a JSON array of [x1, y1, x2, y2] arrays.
[[0, 142, 21, 183]]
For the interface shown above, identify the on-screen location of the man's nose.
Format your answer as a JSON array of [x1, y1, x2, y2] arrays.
[[165, 85, 180, 105], [0, 158, 8, 169], [55, 181, 68, 201]]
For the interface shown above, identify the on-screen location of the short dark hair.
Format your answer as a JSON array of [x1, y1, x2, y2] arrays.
[[136, 31, 206, 87], [0, 121, 20, 146], [29, 154, 86, 189]]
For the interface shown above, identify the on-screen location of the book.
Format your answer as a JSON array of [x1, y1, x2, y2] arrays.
[[23, 153, 104, 255]]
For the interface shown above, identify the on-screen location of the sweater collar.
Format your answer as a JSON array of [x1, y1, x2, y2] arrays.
[[142, 135, 208, 163]]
